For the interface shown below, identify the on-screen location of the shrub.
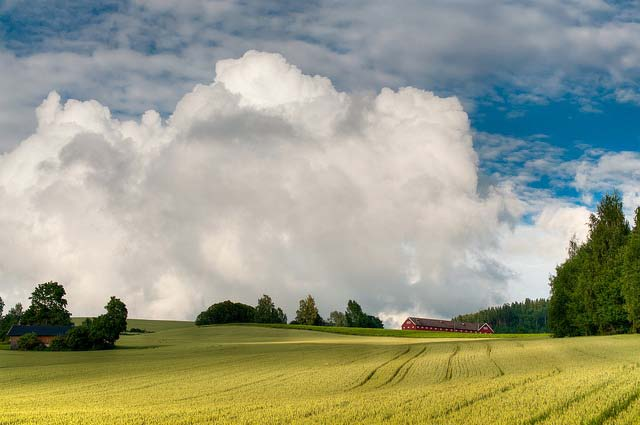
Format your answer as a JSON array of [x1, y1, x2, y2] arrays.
[[17, 333, 44, 351], [128, 328, 152, 333], [62, 325, 93, 350], [49, 336, 69, 351]]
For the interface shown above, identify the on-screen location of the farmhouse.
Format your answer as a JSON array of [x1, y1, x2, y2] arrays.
[[6, 325, 73, 349], [402, 317, 494, 334]]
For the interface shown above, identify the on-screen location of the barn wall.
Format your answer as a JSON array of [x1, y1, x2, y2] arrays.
[[9, 335, 56, 349], [38, 336, 55, 347], [401, 318, 495, 334], [401, 319, 415, 330]]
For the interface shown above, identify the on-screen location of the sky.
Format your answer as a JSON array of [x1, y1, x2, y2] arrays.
[[0, 0, 639, 327]]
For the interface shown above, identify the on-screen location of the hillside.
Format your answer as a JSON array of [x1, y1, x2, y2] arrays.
[[235, 323, 547, 339], [2, 321, 640, 424]]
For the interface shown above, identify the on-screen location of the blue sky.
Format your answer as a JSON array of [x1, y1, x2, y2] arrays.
[[2, 0, 639, 207], [1, 0, 640, 321]]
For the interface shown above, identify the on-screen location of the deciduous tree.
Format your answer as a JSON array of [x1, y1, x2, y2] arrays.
[[21, 281, 72, 326], [344, 300, 384, 328], [295, 295, 319, 325], [328, 311, 346, 327], [255, 295, 287, 324]]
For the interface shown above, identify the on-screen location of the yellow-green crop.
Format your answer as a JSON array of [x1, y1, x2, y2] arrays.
[[1, 321, 639, 424]]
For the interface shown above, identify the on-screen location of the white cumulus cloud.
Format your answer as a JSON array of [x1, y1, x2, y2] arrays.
[[0, 51, 541, 324], [497, 203, 591, 302], [574, 151, 640, 214]]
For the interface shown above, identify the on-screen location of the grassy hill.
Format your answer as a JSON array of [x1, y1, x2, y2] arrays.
[[1, 320, 639, 424]]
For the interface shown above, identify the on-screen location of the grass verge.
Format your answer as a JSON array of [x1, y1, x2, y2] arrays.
[[221, 323, 549, 339]]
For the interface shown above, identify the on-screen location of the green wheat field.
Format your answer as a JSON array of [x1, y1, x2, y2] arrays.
[[1, 321, 640, 424]]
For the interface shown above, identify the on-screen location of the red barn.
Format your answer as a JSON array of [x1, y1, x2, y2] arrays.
[[401, 317, 494, 334]]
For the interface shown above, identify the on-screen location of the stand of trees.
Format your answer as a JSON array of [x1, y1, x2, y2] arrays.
[[0, 301, 23, 342], [454, 298, 548, 333], [196, 295, 383, 328], [327, 300, 383, 328], [52, 296, 128, 351], [549, 193, 640, 337], [196, 300, 257, 325], [196, 295, 287, 326], [1, 281, 128, 350]]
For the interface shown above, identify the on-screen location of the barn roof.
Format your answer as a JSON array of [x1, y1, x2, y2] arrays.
[[407, 317, 486, 332], [6, 325, 73, 337]]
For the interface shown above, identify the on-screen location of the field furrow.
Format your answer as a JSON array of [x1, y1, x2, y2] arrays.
[[2, 323, 640, 424], [443, 344, 459, 381]]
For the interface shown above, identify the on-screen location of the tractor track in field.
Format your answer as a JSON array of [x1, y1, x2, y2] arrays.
[[351, 346, 411, 389], [340, 347, 398, 365], [443, 345, 460, 381], [170, 371, 311, 405], [429, 367, 562, 420], [588, 386, 640, 425], [379, 345, 428, 387], [486, 344, 504, 377], [391, 345, 429, 386], [571, 347, 610, 361], [524, 376, 615, 424], [220, 372, 290, 394], [171, 372, 297, 402]]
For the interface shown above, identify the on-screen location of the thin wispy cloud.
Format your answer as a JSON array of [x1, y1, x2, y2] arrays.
[[2, 0, 640, 150]]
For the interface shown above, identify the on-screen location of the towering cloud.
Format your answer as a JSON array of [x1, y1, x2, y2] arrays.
[[0, 51, 526, 323]]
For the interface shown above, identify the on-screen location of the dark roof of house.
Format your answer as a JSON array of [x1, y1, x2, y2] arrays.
[[407, 317, 487, 332], [6, 325, 73, 337]]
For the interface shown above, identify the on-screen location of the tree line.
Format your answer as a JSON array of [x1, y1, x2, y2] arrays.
[[549, 193, 640, 337], [453, 298, 549, 333], [0, 281, 128, 350], [196, 294, 383, 328], [0, 299, 23, 341]]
